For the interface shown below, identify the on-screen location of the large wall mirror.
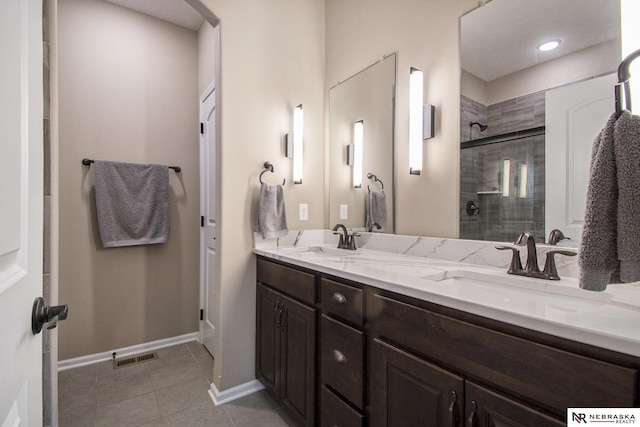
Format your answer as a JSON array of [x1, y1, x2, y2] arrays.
[[329, 54, 396, 232], [459, 0, 620, 245]]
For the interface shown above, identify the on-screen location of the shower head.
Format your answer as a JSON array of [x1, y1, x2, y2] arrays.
[[470, 121, 488, 132]]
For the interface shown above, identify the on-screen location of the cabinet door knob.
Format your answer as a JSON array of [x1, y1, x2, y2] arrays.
[[332, 292, 346, 304], [333, 349, 347, 364]]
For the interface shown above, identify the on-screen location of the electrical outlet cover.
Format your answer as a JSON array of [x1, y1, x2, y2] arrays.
[[340, 204, 348, 220], [299, 204, 308, 220]]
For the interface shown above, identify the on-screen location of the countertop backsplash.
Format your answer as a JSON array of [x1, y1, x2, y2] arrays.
[[254, 230, 580, 280]]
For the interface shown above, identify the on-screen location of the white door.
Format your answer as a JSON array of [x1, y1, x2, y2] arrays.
[[199, 80, 217, 356], [545, 73, 617, 245], [0, 0, 45, 425]]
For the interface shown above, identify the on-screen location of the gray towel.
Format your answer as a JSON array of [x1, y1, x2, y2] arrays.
[[257, 183, 288, 239], [94, 160, 170, 248], [614, 111, 640, 282], [366, 189, 387, 232], [579, 111, 640, 290]]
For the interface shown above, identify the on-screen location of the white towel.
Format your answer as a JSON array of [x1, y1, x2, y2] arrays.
[[579, 111, 640, 290], [94, 160, 170, 248], [366, 189, 387, 232], [257, 183, 288, 239]]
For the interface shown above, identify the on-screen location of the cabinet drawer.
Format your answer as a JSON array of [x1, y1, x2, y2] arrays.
[[320, 314, 365, 409], [320, 278, 363, 325], [320, 385, 363, 427], [369, 293, 638, 414], [257, 258, 316, 305]]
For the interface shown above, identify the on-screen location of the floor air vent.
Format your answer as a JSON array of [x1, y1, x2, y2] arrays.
[[113, 352, 158, 369]]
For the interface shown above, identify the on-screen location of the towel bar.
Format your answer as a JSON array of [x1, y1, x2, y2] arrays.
[[82, 158, 181, 172]]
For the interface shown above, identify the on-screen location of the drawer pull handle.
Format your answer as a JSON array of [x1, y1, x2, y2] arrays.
[[467, 400, 478, 427], [333, 349, 347, 364], [333, 292, 347, 304]]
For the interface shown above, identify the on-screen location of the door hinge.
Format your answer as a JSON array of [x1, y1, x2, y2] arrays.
[[200, 122, 204, 134], [200, 216, 204, 227], [200, 309, 204, 321]]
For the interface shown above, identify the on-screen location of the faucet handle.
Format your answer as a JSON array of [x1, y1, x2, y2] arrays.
[[495, 246, 523, 273], [347, 232, 361, 250], [542, 250, 577, 280], [333, 232, 345, 249]]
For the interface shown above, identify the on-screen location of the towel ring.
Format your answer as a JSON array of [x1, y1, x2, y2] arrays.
[[259, 162, 285, 185], [366, 172, 384, 192]]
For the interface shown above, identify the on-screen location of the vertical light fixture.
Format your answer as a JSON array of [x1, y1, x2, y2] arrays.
[[409, 67, 424, 175], [502, 159, 511, 197], [353, 120, 364, 188], [518, 163, 528, 198], [293, 104, 303, 184]]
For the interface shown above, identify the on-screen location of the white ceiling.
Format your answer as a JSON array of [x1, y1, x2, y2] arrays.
[[104, 0, 204, 31], [461, 0, 620, 82]]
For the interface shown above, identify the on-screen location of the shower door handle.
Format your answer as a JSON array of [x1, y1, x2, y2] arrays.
[[31, 296, 69, 334]]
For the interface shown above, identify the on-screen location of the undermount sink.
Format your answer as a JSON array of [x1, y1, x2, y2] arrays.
[[421, 269, 613, 312], [278, 245, 360, 258]]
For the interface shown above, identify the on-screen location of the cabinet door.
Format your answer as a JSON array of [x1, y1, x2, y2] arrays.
[[465, 382, 564, 427], [370, 338, 464, 427], [281, 293, 316, 426], [256, 283, 280, 397]]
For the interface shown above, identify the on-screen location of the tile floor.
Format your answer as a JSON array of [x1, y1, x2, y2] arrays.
[[58, 342, 300, 426]]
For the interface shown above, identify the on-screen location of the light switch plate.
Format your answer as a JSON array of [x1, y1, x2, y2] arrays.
[[340, 204, 348, 220], [299, 204, 308, 221]]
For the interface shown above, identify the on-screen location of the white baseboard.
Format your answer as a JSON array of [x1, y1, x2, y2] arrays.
[[208, 379, 265, 406], [57, 332, 199, 371]]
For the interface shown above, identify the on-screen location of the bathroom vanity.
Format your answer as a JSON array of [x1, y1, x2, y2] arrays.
[[255, 243, 640, 426]]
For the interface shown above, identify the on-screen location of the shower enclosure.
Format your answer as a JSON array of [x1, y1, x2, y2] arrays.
[[459, 92, 546, 243]]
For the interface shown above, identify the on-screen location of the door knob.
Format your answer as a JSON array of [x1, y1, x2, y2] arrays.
[[32, 296, 68, 335]]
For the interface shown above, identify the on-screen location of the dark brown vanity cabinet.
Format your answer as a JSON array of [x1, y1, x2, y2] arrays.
[[368, 290, 638, 426], [256, 259, 317, 427], [319, 278, 366, 427], [370, 338, 464, 426], [369, 337, 564, 427], [256, 257, 640, 427]]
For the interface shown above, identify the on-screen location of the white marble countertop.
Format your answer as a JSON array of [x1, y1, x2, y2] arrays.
[[254, 239, 640, 358]]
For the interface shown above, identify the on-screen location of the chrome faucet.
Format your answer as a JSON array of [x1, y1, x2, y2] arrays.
[[332, 224, 359, 250], [496, 232, 576, 280]]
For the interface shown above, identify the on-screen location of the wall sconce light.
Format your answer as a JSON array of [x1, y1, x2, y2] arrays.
[[502, 159, 511, 197], [409, 67, 424, 175], [517, 163, 528, 198], [352, 120, 364, 188], [286, 104, 304, 184]]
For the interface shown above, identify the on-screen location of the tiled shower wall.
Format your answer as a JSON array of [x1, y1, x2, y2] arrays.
[[460, 93, 545, 243]]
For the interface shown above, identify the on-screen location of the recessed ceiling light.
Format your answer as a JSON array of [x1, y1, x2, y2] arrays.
[[537, 40, 561, 52]]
